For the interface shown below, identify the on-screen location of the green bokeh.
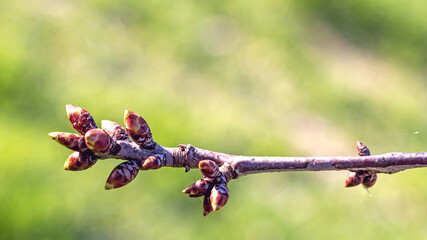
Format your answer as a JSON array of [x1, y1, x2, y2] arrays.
[[2, 1, 427, 239]]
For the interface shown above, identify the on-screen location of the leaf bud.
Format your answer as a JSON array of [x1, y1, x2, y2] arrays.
[[210, 185, 229, 211], [105, 161, 140, 190], [199, 160, 220, 178], [101, 120, 129, 141], [48, 132, 83, 151], [64, 151, 98, 171], [124, 110, 154, 148], [84, 129, 113, 155], [66, 105, 97, 134]]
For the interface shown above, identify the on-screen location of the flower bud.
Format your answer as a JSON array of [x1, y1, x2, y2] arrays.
[[84, 129, 113, 155], [66, 105, 97, 134], [345, 172, 364, 187], [199, 160, 220, 178], [203, 195, 213, 216], [210, 185, 229, 211], [101, 120, 129, 141], [48, 132, 83, 151], [64, 151, 98, 171], [124, 110, 154, 148], [357, 141, 370, 156], [362, 173, 377, 188], [105, 161, 140, 190], [182, 178, 211, 197], [142, 155, 164, 170]]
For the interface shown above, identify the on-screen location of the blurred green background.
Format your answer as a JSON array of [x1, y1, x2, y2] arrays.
[[2, 0, 427, 239]]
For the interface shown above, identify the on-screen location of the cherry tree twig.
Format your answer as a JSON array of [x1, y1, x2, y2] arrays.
[[48, 105, 427, 216]]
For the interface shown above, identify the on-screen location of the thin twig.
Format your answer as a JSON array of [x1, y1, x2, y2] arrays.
[[48, 105, 427, 216]]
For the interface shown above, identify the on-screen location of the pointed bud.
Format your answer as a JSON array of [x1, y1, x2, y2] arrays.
[[48, 132, 84, 151], [182, 178, 211, 197], [357, 141, 370, 156], [105, 161, 140, 190], [203, 195, 213, 216], [345, 172, 364, 187], [84, 129, 113, 155], [362, 173, 377, 188], [124, 110, 154, 148], [66, 105, 97, 134], [142, 155, 164, 170], [199, 160, 220, 178], [101, 120, 129, 141], [64, 151, 98, 171], [210, 185, 229, 211]]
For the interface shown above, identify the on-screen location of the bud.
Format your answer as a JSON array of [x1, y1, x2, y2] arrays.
[[357, 141, 370, 156], [362, 173, 377, 188], [64, 151, 98, 171], [199, 160, 220, 178], [210, 185, 229, 211], [345, 172, 364, 187], [66, 105, 97, 134], [182, 178, 211, 197], [84, 129, 113, 155], [101, 120, 129, 141], [124, 110, 154, 148], [48, 132, 83, 151], [105, 161, 140, 190], [142, 155, 164, 170], [203, 195, 213, 216]]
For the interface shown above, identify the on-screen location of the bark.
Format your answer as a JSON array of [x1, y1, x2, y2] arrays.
[[111, 141, 427, 178]]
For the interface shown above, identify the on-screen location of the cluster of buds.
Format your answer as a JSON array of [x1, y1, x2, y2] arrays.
[[345, 141, 378, 188], [182, 160, 230, 216], [49, 105, 163, 190]]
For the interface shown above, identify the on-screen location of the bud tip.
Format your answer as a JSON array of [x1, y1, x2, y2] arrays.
[[182, 187, 191, 194], [105, 183, 115, 190], [64, 160, 70, 170], [48, 132, 59, 139]]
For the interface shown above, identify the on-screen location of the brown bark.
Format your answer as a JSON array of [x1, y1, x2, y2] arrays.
[[111, 141, 427, 178]]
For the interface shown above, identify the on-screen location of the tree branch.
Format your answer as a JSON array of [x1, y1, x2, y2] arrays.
[[48, 105, 427, 216]]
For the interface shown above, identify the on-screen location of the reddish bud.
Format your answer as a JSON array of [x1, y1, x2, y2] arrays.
[[84, 129, 113, 155], [101, 120, 129, 141], [66, 105, 97, 134], [48, 132, 84, 151], [124, 110, 154, 148], [142, 155, 164, 170], [345, 172, 364, 187], [182, 178, 211, 197], [64, 151, 98, 171], [199, 160, 220, 178], [105, 161, 140, 190], [210, 185, 229, 211], [362, 173, 377, 188], [203, 195, 213, 216], [357, 141, 370, 156]]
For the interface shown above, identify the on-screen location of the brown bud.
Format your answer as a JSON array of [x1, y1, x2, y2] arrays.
[[84, 129, 113, 155], [101, 120, 129, 141], [199, 160, 220, 178], [182, 178, 211, 197], [142, 155, 164, 170], [64, 151, 98, 171], [362, 173, 377, 188], [66, 105, 97, 134], [124, 110, 154, 148], [48, 132, 84, 151], [210, 185, 229, 211], [203, 195, 213, 216], [357, 141, 370, 156], [345, 172, 364, 187], [105, 161, 140, 190]]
